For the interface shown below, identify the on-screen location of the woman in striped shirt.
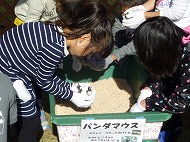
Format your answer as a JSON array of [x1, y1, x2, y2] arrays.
[[0, 2, 113, 142]]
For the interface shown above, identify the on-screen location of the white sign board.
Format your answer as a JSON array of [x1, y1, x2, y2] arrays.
[[79, 119, 146, 142]]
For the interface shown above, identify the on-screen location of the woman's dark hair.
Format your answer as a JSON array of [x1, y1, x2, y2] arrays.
[[133, 16, 189, 80], [55, 2, 113, 58]]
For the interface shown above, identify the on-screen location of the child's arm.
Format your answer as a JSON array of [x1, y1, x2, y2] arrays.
[[121, 0, 156, 28], [112, 41, 136, 62], [143, 0, 156, 11], [130, 88, 152, 112], [112, 17, 136, 62], [78, 41, 136, 72]]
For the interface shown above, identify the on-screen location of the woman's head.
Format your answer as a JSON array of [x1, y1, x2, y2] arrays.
[[56, 2, 113, 58], [133, 16, 189, 80]]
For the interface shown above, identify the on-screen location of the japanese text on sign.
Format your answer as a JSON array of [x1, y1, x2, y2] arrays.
[[80, 119, 146, 142]]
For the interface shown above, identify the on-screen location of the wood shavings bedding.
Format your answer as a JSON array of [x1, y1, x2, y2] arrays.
[[55, 78, 134, 115]]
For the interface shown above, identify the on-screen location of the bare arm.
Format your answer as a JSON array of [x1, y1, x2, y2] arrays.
[[142, 0, 160, 19], [143, 0, 156, 11], [144, 11, 160, 19]]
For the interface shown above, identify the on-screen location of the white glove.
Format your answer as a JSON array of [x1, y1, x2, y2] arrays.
[[137, 89, 152, 110], [72, 55, 83, 72], [122, 11, 146, 29], [130, 89, 152, 112], [13, 80, 31, 102], [130, 103, 144, 112], [71, 83, 96, 96], [70, 83, 96, 108]]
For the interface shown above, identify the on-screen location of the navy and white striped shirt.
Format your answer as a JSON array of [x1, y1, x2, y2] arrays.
[[0, 22, 73, 117]]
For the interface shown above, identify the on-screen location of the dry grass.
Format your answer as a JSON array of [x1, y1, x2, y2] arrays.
[[37, 94, 59, 142], [38, 112, 58, 142], [38, 129, 58, 142]]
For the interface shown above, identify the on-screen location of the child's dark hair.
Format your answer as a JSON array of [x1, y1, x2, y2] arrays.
[[119, 0, 147, 9], [56, 0, 87, 22], [133, 16, 189, 80], [55, 2, 113, 58]]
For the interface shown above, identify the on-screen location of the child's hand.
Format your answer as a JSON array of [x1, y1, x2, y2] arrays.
[[130, 103, 144, 112], [86, 54, 114, 71], [137, 89, 152, 110], [122, 10, 146, 29], [130, 89, 152, 112], [72, 55, 83, 72]]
